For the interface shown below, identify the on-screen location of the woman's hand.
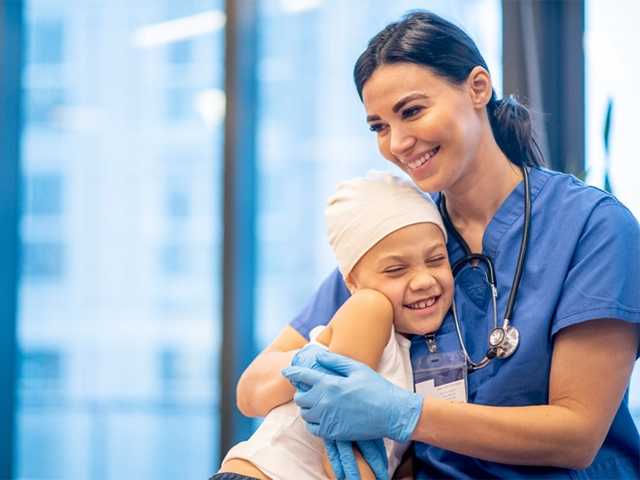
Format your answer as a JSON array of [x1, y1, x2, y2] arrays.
[[282, 349, 423, 442], [292, 345, 390, 479], [325, 439, 389, 480]]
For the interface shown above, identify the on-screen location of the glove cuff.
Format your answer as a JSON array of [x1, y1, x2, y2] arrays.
[[389, 391, 423, 442]]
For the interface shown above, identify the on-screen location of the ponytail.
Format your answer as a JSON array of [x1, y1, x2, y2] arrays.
[[487, 94, 545, 167]]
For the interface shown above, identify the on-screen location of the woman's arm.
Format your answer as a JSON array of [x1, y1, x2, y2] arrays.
[[236, 326, 307, 417], [411, 318, 639, 469], [286, 318, 638, 470]]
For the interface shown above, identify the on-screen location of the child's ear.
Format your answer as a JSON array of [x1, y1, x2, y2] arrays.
[[344, 273, 358, 294]]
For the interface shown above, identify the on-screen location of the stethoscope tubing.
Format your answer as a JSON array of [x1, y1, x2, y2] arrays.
[[439, 165, 532, 371], [503, 165, 531, 325]]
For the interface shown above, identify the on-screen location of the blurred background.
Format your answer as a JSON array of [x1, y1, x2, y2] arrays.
[[0, 0, 638, 478]]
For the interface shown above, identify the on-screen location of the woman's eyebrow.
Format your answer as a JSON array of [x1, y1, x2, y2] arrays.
[[366, 93, 429, 122], [392, 93, 428, 113]]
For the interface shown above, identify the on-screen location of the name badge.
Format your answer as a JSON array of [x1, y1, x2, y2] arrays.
[[413, 349, 468, 403]]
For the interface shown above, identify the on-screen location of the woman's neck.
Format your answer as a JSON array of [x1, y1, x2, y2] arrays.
[[443, 138, 523, 232]]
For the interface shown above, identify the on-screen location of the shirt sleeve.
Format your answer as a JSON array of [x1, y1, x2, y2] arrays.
[[289, 268, 351, 339], [552, 199, 640, 337]]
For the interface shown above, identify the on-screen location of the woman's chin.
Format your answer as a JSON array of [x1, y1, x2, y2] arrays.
[[411, 175, 442, 194], [405, 165, 445, 193]]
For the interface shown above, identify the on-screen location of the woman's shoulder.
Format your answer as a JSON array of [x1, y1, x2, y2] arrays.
[[533, 167, 637, 225]]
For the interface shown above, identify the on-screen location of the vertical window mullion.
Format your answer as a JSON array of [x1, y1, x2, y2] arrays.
[[0, 1, 24, 477], [221, 0, 259, 456]]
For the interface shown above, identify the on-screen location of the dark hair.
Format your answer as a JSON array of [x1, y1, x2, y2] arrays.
[[354, 10, 544, 167]]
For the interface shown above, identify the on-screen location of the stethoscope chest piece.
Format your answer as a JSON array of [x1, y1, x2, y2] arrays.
[[488, 325, 520, 359]]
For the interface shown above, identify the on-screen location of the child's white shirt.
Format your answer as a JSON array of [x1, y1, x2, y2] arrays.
[[222, 324, 413, 479]]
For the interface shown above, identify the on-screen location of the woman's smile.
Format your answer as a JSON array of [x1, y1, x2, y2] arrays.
[[401, 145, 441, 178]]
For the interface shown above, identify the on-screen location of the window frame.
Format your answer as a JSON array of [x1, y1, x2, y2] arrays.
[[0, 1, 23, 477]]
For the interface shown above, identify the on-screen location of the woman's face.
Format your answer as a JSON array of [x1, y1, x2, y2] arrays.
[[347, 223, 453, 336], [362, 63, 486, 193]]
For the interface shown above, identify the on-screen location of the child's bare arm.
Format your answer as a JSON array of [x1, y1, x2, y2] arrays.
[[315, 288, 393, 368], [236, 288, 393, 418], [315, 288, 394, 479]]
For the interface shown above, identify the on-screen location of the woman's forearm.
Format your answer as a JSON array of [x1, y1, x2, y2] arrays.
[[413, 399, 599, 469], [237, 325, 308, 417], [412, 320, 637, 470], [236, 349, 297, 417]]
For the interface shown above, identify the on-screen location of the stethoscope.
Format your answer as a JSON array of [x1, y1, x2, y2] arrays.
[[438, 165, 531, 372]]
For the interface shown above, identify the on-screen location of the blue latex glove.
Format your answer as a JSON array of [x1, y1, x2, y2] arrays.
[[291, 343, 327, 369], [325, 439, 389, 480], [282, 349, 423, 442], [289, 345, 389, 478]]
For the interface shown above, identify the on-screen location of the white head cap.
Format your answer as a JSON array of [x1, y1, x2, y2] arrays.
[[326, 171, 447, 278]]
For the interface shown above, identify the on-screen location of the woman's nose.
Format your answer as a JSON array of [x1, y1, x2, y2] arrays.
[[389, 127, 416, 157]]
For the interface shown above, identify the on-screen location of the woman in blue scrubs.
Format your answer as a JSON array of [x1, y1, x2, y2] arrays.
[[237, 11, 640, 478]]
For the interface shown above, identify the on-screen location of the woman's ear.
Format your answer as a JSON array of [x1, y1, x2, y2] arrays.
[[467, 66, 492, 108]]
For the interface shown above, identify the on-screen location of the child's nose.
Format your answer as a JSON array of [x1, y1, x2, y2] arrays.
[[409, 269, 437, 291]]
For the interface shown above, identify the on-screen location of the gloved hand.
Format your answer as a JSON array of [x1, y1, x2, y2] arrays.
[[282, 349, 423, 442], [325, 439, 389, 480], [291, 343, 327, 369], [286, 343, 331, 392], [289, 344, 389, 479]]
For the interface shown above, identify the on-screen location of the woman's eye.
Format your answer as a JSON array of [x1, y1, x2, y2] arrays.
[[368, 123, 386, 133], [401, 106, 423, 119]]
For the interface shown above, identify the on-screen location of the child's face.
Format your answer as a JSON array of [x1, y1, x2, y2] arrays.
[[346, 223, 453, 336]]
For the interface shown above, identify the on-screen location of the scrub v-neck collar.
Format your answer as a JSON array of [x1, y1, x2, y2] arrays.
[[434, 167, 549, 260]]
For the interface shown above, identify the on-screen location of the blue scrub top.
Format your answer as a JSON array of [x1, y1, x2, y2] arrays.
[[290, 168, 640, 478]]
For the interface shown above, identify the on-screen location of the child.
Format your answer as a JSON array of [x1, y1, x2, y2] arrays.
[[214, 171, 453, 479]]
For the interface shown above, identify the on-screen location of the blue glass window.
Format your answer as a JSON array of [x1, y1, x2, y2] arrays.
[[26, 173, 63, 216], [22, 241, 65, 280], [16, 2, 224, 478], [27, 20, 64, 64]]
